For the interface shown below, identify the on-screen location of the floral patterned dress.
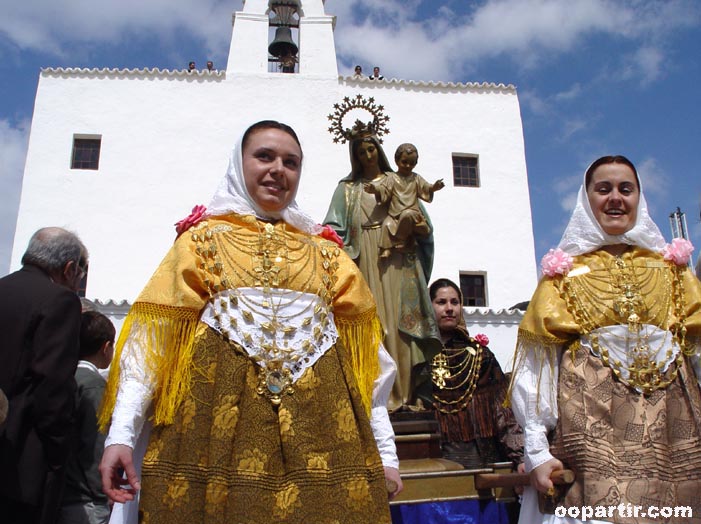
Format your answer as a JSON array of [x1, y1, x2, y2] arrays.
[[102, 214, 392, 524]]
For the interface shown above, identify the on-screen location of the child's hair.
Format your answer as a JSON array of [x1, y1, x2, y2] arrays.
[[79, 311, 116, 359], [395, 143, 418, 163]]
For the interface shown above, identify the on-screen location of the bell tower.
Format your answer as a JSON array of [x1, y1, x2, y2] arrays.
[[226, 0, 338, 77]]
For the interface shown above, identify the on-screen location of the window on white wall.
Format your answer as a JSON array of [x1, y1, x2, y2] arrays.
[[71, 135, 102, 170], [459, 273, 487, 307], [452, 155, 479, 187]]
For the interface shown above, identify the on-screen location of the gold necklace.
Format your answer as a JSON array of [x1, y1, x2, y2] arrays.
[[558, 253, 688, 395], [431, 339, 483, 414], [191, 218, 341, 405]]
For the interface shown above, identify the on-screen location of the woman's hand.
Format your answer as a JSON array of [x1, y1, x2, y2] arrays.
[[514, 462, 526, 495], [384, 466, 403, 500], [530, 457, 564, 494], [99, 444, 141, 503]]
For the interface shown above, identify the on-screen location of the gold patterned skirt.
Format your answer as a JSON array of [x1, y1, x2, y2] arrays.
[[139, 327, 390, 524], [549, 342, 701, 523]]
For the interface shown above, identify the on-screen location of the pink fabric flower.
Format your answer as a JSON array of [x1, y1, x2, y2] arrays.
[[662, 238, 694, 266], [541, 248, 574, 277], [319, 225, 344, 248], [175, 205, 207, 237], [474, 333, 489, 347]]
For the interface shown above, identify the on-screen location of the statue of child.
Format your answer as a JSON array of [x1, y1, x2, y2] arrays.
[[364, 143, 444, 258]]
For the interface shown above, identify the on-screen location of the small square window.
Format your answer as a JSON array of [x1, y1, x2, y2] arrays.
[[459, 273, 486, 307], [71, 137, 101, 170], [452, 155, 479, 187]]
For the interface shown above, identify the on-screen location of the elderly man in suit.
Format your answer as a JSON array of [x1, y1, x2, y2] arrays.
[[0, 227, 88, 524]]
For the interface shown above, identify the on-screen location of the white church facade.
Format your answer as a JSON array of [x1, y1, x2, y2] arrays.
[[11, 0, 536, 368]]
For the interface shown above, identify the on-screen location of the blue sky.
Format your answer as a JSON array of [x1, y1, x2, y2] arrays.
[[2, 0, 700, 275]]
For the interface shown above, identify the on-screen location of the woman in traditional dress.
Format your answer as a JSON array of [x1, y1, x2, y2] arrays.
[[398, 278, 522, 524], [98, 120, 402, 524], [418, 278, 522, 469], [511, 155, 701, 524], [324, 131, 439, 410]]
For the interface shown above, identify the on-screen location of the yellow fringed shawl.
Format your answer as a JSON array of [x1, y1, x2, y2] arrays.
[[507, 247, 701, 408], [99, 215, 382, 430], [335, 309, 383, 411]]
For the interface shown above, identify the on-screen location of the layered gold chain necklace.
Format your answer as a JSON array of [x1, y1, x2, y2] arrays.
[[559, 253, 689, 394], [431, 340, 483, 414], [192, 218, 340, 404]]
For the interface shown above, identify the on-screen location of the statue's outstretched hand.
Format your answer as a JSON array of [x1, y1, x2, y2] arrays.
[[433, 179, 445, 191]]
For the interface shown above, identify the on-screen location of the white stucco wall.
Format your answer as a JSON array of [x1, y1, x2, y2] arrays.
[[463, 308, 524, 372], [13, 70, 536, 304], [12, 2, 537, 374]]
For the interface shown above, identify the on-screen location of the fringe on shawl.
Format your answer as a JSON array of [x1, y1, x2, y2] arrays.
[[98, 302, 200, 431], [505, 327, 568, 413], [335, 308, 384, 416]]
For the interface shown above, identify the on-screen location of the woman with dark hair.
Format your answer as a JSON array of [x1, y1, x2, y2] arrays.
[[417, 278, 522, 469], [324, 131, 439, 411], [511, 155, 701, 523], [395, 278, 521, 524], [99, 120, 402, 524]]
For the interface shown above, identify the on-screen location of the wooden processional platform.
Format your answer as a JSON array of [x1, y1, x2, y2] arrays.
[[389, 410, 518, 506]]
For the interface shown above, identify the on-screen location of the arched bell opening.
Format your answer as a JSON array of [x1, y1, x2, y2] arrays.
[[268, 0, 300, 73]]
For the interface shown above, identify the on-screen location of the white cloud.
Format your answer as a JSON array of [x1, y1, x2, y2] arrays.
[[521, 82, 585, 118], [624, 46, 665, 85], [327, 0, 700, 84], [560, 118, 590, 141], [0, 119, 30, 275], [554, 173, 581, 194], [519, 90, 551, 116], [558, 191, 579, 215], [636, 156, 669, 198], [621, 0, 701, 37], [449, 0, 619, 60], [2, 0, 697, 85], [520, 84, 595, 142], [334, 20, 452, 79], [554, 83, 583, 102], [553, 173, 582, 214], [0, 0, 238, 57]]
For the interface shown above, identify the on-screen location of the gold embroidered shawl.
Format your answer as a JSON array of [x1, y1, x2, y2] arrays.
[[510, 247, 701, 406], [100, 214, 382, 429]]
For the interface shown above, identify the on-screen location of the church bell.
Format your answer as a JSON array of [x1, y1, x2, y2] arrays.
[[268, 26, 298, 61]]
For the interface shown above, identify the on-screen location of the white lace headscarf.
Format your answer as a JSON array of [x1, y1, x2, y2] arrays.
[[207, 123, 322, 235], [557, 157, 666, 256]]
